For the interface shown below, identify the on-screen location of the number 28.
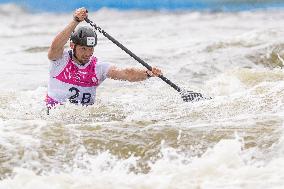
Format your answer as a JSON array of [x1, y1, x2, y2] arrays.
[[68, 87, 92, 105]]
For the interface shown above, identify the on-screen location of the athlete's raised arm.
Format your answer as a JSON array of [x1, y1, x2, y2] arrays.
[[47, 7, 87, 61]]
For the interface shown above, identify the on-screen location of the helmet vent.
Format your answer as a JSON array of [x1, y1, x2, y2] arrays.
[[79, 30, 83, 38]]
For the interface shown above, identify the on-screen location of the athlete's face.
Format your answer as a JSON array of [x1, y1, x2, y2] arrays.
[[71, 43, 94, 64]]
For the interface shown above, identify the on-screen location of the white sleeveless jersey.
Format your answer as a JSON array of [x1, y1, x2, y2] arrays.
[[46, 50, 111, 107]]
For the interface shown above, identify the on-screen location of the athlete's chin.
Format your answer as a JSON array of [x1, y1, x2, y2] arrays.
[[81, 58, 90, 63]]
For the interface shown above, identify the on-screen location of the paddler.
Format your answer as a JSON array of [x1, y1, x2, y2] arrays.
[[46, 7, 162, 111]]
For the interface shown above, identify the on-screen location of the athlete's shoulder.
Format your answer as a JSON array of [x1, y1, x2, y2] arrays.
[[49, 50, 71, 76], [94, 59, 112, 81], [50, 50, 70, 62]]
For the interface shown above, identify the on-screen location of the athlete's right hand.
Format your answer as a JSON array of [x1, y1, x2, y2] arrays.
[[73, 7, 88, 22]]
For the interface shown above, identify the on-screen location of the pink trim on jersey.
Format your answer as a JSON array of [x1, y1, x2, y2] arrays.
[[55, 57, 99, 87], [45, 95, 60, 107]]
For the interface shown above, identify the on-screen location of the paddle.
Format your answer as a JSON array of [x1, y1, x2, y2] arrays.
[[85, 17, 207, 102]]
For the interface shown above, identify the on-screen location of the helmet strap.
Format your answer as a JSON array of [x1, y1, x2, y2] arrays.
[[73, 44, 78, 60]]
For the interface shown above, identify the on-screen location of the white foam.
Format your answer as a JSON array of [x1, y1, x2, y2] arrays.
[[0, 7, 284, 189]]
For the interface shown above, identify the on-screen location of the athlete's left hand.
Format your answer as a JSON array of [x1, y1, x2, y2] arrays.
[[147, 67, 162, 77]]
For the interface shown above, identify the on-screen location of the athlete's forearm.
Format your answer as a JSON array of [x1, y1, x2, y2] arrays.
[[51, 20, 78, 50], [122, 67, 161, 82], [48, 20, 79, 60], [124, 68, 150, 82], [107, 66, 162, 82], [108, 67, 149, 82]]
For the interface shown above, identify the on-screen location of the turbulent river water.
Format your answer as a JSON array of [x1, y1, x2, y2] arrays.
[[0, 3, 284, 189]]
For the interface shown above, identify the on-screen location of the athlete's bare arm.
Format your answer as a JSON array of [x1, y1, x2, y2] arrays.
[[47, 8, 87, 61], [107, 66, 162, 82]]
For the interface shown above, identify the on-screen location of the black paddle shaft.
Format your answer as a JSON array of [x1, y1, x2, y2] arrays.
[[85, 18, 205, 101]]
